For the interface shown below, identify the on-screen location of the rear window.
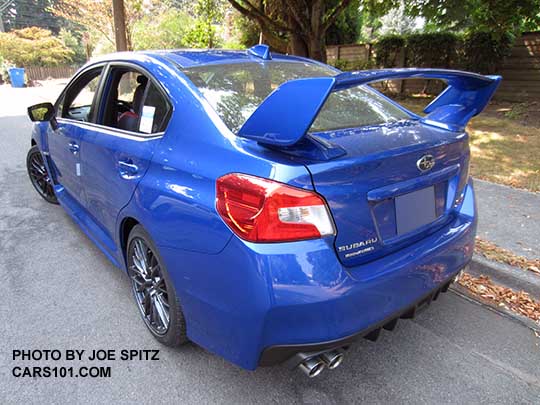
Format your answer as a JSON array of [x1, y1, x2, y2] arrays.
[[183, 62, 410, 133]]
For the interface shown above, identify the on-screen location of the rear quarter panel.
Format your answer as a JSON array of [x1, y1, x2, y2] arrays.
[[117, 55, 314, 256]]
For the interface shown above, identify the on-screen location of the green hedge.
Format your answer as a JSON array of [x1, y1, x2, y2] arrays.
[[406, 32, 459, 68], [374, 35, 405, 68], [372, 31, 513, 74], [461, 31, 513, 74]]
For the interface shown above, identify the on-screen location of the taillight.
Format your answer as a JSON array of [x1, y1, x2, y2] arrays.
[[216, 173, 335, 243]]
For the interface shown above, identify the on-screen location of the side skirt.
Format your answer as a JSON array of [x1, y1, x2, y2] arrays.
[[54, 185, 122, 269]]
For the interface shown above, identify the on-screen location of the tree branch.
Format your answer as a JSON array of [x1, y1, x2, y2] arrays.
[[285, 1, 309, 34], [321, 0, 353, 32], [228, 0, 292, 33]]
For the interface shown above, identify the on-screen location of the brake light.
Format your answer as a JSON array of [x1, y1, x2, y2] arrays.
[[216, 173, 335, 242]]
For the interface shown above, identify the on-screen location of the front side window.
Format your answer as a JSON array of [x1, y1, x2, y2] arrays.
[[100, 67, 171, 135], [60, 67, 103, 122], [183, 62, 411, 134]]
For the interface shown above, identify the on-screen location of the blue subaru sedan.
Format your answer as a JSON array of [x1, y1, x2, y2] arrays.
[[26, 45, 500, 377]]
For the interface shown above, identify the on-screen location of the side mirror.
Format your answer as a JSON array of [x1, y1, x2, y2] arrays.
[[27, 102, 58, 130]]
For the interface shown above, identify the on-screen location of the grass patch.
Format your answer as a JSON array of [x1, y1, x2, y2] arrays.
[[395, 97, 540, 192]]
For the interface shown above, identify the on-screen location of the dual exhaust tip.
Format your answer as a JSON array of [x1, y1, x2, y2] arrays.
[[297, 350, 344, 378]]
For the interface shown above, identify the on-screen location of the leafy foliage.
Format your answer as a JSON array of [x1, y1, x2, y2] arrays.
[[227, 0, 356, 61], [0, 56, 15, 83], [232, 13, 260, 48], [58, 29, 87, 64], [406, 32, 459, 68], [373, 34, 405, 67], [378, 1, 417, 36], [132, 9, 193, 50], [330, 58, 375, 71], [1, 0, 67, 34], [461, 31, 514, 74], [52, 0, 147, 50], [325, 0, 361, 46], [406, 0, 540, 38], [373, 31, 511, 74], [0, 27, 73, 67], [183, 0, 224, 48]]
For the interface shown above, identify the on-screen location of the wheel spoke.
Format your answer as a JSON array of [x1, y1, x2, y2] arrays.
[[143, 290, 152, 318], [129, 237, 170, 335], [134, 240, 148, 270], [31, 159, 44, 174], [155, 279, 167, 295], [131, 260, 147, 280], [130, 272, 146, 292], [153, 294, 169, 328]]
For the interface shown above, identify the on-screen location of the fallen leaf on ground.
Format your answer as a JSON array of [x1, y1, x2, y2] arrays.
[[475, 237, 540, 275], [458, 272, 540, 323]]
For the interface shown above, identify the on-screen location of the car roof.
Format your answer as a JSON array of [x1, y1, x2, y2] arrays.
[[91, 48, 322, 69], [149, 49, 317, 68]]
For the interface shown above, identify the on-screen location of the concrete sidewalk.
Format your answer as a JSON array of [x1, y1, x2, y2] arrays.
[[475, 178, 539, 260], [466, 178, 540, 319]]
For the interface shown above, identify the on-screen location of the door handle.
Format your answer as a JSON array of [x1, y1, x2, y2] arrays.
[[68, 142, 79, 154], [118, 160, 139, 178]]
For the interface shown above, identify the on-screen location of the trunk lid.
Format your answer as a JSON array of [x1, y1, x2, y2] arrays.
[[306, 120, 470, 266]]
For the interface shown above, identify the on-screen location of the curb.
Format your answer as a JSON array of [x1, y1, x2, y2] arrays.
[[467, 253, 540, 299], [449, 285, 540, 332]]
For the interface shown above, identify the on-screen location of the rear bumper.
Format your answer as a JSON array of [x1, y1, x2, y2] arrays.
[[259, 272, 458, 367], [161, 181, 477, 370]]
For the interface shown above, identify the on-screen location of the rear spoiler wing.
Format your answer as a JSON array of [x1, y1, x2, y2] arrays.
[[238, 68, 501, 146]]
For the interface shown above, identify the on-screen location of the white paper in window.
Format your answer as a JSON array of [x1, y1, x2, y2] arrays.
[[139, 105, 156, 134]]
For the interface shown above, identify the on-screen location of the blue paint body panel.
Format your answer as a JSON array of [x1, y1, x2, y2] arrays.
[[28, 48, 493, 370]]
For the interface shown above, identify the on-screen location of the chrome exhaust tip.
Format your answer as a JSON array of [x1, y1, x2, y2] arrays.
[[319, 350, 344, 370], [298, 357, 326, 378]]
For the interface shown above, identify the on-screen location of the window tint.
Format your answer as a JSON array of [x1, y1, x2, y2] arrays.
[[140, 82, 171, 134], [183, 62, 410, 133], [100, 67, 171, 135], [117, 71, 140, 103], [61, 68, 103, 122]]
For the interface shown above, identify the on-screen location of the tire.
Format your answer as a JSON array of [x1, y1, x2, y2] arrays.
[[127, 225, 188, 347], [26, 145, 58, 204]]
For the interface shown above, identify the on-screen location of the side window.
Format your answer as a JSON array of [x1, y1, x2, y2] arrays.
[[61, 68, 103, 122], [100, 67, 171, 136], [140, 82, 171, 134]]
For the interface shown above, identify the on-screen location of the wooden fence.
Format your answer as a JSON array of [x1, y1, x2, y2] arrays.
[[327, 43, 372, 64], [497, 32, 540, 101], [327, 32, 540, 101], [25, 65, 80, 81]]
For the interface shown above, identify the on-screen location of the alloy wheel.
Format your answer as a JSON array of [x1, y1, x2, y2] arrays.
[[129, 238, 170, 336], [27, 149, 56, 202]]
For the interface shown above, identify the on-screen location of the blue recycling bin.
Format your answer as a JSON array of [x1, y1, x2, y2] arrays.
[[8, 67, 25, 88]]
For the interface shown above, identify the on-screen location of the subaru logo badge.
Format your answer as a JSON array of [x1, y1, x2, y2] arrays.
[[417, 155, 435, 172]]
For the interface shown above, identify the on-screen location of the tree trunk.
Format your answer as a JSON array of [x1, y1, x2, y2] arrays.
[[308, 36, 326, 63], [287, 15, 308, 57], [112, 0, 128, 52], [289, 33, 308, 57], [260, 25, 288, 53]]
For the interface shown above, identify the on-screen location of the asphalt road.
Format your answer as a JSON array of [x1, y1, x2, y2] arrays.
[[1, 91, 540, 404]]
